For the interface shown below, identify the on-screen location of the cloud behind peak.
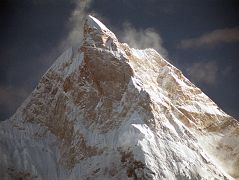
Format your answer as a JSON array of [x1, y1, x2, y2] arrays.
[[178, 27, 239, 49]]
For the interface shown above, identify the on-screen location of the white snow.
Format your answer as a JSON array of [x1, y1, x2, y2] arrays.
[[86, 15, 109, 32]]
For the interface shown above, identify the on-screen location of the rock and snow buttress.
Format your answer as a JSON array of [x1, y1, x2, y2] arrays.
[[0, 15, 239, 180]]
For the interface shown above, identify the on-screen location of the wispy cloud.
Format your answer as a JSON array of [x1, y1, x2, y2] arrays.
[[120, 23, 168, 57], [179, 27, 239, 49], [186, 61, 232, 85], [186, 61, 219, 85]]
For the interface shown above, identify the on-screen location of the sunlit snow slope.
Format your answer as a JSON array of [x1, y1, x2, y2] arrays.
[[0, 15, 239, 180]]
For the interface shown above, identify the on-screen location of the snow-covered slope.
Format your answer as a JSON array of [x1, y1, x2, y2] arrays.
[[0, 15, 239, 180]]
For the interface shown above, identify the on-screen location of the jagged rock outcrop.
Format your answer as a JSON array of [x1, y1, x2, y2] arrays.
[[0, 15, 239, 180]]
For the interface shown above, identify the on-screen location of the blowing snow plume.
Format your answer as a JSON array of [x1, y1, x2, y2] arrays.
[[60, 0, 93, 50], [121, 23, 168, 58]]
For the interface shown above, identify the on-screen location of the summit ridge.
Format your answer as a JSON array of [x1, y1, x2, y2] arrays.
[[86, 15, 111, 33]]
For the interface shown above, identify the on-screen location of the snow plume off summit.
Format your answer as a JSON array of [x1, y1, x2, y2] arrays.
[[0, 15, 239, 180]]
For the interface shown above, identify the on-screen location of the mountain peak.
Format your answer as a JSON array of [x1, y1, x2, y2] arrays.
[[83, 15, 118, 48], [1, 15, 239, 180], [85, 15, 109, 33]]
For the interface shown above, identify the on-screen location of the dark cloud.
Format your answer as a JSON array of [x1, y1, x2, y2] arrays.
[[179, 27, 239, 49]]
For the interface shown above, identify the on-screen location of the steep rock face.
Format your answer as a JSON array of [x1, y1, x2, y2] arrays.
[[0, 15, 239, 180]]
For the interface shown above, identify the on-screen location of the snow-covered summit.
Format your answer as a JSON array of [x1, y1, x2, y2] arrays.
[[85, 15, 110, 33], [83, 15, 117, 49], [0, 15, 239, 180]]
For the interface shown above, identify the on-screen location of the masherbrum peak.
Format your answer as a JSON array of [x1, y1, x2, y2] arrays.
[[0, 15, 239, 180]]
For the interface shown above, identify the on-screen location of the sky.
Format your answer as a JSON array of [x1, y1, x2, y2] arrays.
[[0, 0, 239, 120]]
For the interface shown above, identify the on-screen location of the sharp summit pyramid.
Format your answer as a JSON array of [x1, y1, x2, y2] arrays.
[[0, 15, 239, 180]]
